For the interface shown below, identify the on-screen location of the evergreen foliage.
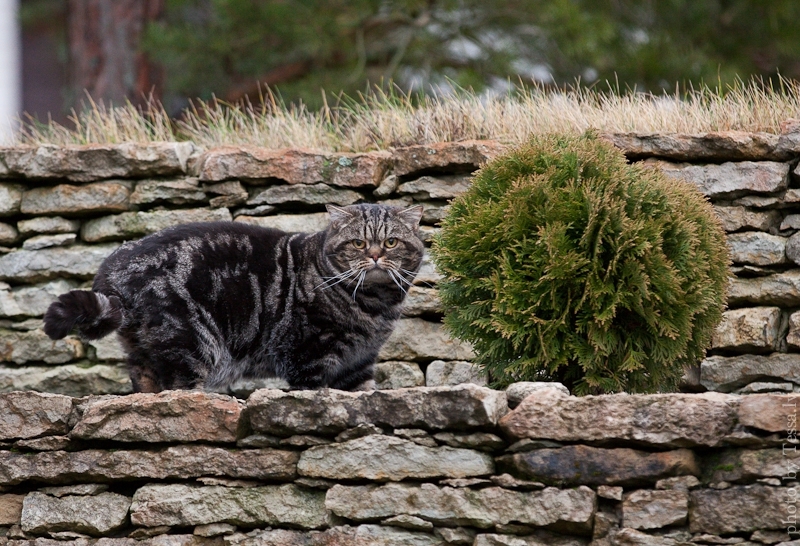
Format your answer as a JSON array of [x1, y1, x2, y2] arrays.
[[432, 133, 730, 394]]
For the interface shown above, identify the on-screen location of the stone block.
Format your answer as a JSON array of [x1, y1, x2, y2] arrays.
[[737, 393, 800, 433], [473, 533, 585, 546], [0, 391, 73, 440], [710, 306, 782, 353], [0, 279, 75, 319], [22, 233, 77, 250], [71, 391, 243, 443], [700, 353, 800, 392], [727, 232, 787, 265], [0, 222, 17, 245], [392, 141, 507, 177], [297, 434, 494, 481], [0, 328, 84, 364], [0, 142, 196, 181], [234, 213, 329, 233], [425, 360, 486, 387], [787, 232, 800, 266], [646, 159, 789, 198], [246, 384, 508, 436], [713, 206, 779, 232], [0, 243, 119, 283], [20, 182, 130, 216], [0, 494, 24, 525], [0, 362, 131, 397], [396, 175, 472, 199], [247, 183, 362, 206], [499, 389, 738, 448], [88, 335, 127, 361], [705, 448, 798, 483], [130, 178, 208, 206], [0, 183, 23, 216], [505, 382, 570, 409], [690, 485, 792, 534], [0, 445, 298, 485], [414, 251, 443, 286], [17, 216, 81, 236], [374, 361, 425, 389], [400, 286, 442, 316], [496, 445, 698, 487], [81, 207, 232, 243], [728, 270, 800, 307], [378, 318, 475, 361], [21, 491, 131, 536], [326, 483, 596, 532], [621, 490, 688, 530], [130, 484, 328, 529], [199, 146, 391, 188], [603, 131, 782, 161]]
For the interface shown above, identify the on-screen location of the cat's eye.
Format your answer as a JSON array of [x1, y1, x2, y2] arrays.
[[384, 238, 398, 248], [352, 239, 366, 249]]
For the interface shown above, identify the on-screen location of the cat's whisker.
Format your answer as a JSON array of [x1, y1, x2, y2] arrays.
[[352, 270, 366, 300], [315, 269, 360, 290], [388, 270, 407, 294]]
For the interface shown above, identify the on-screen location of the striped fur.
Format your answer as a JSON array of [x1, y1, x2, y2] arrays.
[[44, 204, 424, 392]]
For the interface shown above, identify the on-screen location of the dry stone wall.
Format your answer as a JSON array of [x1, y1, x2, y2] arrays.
[[0, 385, 797, 546], [3, 131, 800, 543], [5, 133, 800, 395]]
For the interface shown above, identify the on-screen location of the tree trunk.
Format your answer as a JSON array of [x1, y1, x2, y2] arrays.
[[67, 0, 164, 109]]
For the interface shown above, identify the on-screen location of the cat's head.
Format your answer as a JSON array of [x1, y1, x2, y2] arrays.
[[321, 204, 425, 293]]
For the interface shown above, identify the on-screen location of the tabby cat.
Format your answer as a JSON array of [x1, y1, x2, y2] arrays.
[[43, 204, 425, 392]]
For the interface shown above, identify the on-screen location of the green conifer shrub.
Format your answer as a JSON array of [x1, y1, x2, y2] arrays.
[[432, 132, 730, 394]]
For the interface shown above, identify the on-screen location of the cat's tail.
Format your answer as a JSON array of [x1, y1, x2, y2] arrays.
[[43, 290, 123, 340]]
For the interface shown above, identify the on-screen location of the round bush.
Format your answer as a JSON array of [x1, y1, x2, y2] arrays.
[[432, 132, 730, 394]]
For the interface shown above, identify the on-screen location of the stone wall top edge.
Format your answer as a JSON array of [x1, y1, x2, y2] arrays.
[[2, 130, 800, 182]]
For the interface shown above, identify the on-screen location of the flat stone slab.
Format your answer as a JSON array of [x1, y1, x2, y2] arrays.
[[496, 445, 698, 487], [234, 213, 330, 233], [0, 445, 298, 485], [0, 391, 73, 441], [246, 384, 508, 436], [645, 159, 789, 198], [20, 182, 131, 216], [392, 141, 507, 177], [622, 490, 688, 530], [499, 389, 738, 448], [199, 146, 391, 188], [710, 306, 782, 353], [130, 484, 328, 529], [21, 491, 131, 536], [690, 485, 793, 534], [729, 270, 800, 306], [0, 363, 132, 397], [80, 207, 232, 243], [0, 328, 84, 364], [0, 183, 23, 216], [602, 131, 783, 161], [706, 448, 799, 483], [0, 143, 196, 182], [700, 353, 800, 392], [726, 232, 787, 266], [0, 243, 119, 283], [247, 183, 362, 206], [378, 318, 475, 361], [71, 391, 243, 443], [326, 483, 596, 532], [713, 205, 779, 232], [737, 393, 800, 432], [297, 434, 494, 481]]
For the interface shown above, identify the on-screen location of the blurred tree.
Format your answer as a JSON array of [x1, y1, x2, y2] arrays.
[[67, 0, 164, 108], [141, 0, 800, 109]]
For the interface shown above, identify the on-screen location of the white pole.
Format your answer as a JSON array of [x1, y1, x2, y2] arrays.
[[0, 0, 21, 144]]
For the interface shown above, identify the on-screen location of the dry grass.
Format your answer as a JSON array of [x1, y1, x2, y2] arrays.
[[14, 78, 800, 151]]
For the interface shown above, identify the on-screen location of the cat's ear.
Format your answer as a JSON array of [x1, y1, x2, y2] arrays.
[[397, 204, 424, 227], [326, 204, 355, 225]]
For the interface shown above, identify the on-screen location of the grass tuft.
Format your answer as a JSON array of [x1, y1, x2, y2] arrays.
[[13, 77, 800, 150]]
